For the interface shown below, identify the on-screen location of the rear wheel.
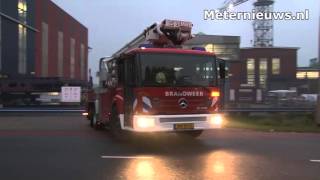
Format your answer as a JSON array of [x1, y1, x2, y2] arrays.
[[88, 105, 95, 122], [176, 130, 203, 138], [91, 113, 104, 130], [90, 117, 94, 127], [90, 114, 96, 128], [89, 108, 96, 127]]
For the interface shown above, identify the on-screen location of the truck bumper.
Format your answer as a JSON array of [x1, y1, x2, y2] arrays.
[[121, 114, 224, 132]]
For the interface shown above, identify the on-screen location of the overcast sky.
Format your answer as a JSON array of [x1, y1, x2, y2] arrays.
[[52, 0, 319, 76]]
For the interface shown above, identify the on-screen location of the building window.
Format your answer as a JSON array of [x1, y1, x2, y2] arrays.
[[70, 38, 76, 79], [18, 24, 27, 74], [306, 72, 319, 79], [204, 44, 239, 60], [272, 58, 280, 75], [18, 0, 27, 23], [296, 71, 319, 79], [41, 22, 48, 77], [259, 58, 268, 88], [80, 44, 85, 80], [17, 0, 28, 74], [247, 58, 255, 86], [296, 72, 306, 79], [58, 31, 64, 77]]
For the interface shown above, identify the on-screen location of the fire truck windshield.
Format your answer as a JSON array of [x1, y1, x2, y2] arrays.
[[140, 53, 217, 87]]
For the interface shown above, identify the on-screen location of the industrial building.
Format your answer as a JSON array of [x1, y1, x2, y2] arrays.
[[0, 0, 88, 105], [295, 19, 320, 96], [184, 34, 240, 61], [184, 34, 241, 104], [229, 47, 299, 103], [181, 34, 316, 105]]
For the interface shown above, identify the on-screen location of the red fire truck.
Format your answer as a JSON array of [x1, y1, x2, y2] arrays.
[[85, 19, 225, 138]]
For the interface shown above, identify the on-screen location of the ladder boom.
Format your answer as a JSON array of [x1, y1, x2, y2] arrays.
[[112, 19, 193, 57]]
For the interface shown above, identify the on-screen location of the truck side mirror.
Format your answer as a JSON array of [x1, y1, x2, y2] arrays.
[[219, 60, 226, 79]]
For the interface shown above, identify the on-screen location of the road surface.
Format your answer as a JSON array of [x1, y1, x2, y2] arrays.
[[0, 114, 319, 180]]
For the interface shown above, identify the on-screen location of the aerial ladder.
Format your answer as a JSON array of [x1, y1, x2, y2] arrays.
[[112, 19, 194, 57]]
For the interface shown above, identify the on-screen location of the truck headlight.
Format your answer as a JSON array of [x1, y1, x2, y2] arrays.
[[210, 114, 224, 126], [135, 116, 156, 129]]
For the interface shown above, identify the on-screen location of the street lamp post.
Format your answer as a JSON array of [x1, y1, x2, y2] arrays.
[[317, 70, 320, 126], [317, 16, 320, 126]]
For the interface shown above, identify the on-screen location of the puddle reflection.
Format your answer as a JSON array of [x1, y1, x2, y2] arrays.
[[123, 158, 177, 180], [203, 151, 239, 180], [116, 150, 241, 180]]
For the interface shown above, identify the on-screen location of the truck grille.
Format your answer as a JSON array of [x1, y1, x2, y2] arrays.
[[159, 117, 206, 123]]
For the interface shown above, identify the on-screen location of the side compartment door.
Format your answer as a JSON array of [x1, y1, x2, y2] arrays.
[[98, 59, 114, 123], [123, 55, 136, 128]]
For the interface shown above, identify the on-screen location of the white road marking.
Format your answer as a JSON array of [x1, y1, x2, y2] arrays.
[[310, 160, 320, 163], [101, 155, 154, 159]]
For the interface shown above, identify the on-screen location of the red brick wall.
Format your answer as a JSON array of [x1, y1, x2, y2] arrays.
[[229, 61, 243, 89], [240, 48, 297, 80], [34, 0, 88, 81], [229, 47, 298, 103], [231, 48, 298, 87]]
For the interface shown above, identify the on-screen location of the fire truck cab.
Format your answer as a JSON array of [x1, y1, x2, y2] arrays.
[[86, 20, 225, 138]]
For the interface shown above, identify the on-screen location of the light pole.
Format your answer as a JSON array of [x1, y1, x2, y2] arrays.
[[317, 16, 320, 126], [317, 64, 320, 124], [317, 70, 320, 126]]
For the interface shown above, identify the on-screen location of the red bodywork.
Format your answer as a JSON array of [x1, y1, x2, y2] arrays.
[[132, 87, 220, 115], [87, 48, 220, 126]]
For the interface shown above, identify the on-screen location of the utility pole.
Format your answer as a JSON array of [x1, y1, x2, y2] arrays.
[[317, 72, 320, 126], [317, 81, 320, 126], [317, 15, 320, 126]]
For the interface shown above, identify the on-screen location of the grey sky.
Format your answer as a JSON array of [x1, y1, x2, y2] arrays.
[[52, 0, 319, 76]]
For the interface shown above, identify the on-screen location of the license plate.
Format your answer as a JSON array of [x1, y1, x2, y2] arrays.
[[174, 123, 194, 130]]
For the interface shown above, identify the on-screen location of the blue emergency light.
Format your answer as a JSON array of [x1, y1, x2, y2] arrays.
[[139, 44, 154, 48], [192, 47, 206, 51]]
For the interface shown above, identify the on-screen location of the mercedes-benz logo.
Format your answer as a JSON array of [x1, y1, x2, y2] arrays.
[[178, 98, 188, 109]]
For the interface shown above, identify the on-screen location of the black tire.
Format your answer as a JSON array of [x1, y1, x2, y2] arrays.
[[89, 105, 95, 127], [176, 130, 203, 138], [90, 114, 94, 127], [91, 113, 104, 130], [87, 103, 95, 122]]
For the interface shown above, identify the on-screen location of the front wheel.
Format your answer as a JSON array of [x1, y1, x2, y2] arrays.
[[176, 130, 203, 138]]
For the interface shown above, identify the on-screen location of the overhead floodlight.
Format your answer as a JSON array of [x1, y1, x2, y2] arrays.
[[228, 3, 235, 11]]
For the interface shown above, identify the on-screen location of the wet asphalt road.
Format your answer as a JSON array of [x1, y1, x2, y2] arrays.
[[0, 114, 319, 180]]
